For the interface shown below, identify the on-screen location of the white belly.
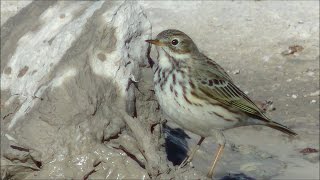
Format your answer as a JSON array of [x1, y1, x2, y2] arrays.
[[154, 69, 237, 137]]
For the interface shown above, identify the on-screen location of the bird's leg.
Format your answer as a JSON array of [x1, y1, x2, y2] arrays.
[[207, 131, 226, 178], [178, 137, 205, 169]]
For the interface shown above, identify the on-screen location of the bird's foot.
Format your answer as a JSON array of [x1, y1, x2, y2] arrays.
[[177, 156, 193, 169]]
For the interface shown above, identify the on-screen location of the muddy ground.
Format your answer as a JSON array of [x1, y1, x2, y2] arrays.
[[1, 1, 319, 179]]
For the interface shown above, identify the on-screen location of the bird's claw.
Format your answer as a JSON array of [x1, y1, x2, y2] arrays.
[[178, 157, 193, 169]]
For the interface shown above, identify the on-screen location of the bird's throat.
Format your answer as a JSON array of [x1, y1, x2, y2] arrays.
[[157, 48, 175, 69]]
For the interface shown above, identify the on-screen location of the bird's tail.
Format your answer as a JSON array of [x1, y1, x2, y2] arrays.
[[266, 121, 297, 136]]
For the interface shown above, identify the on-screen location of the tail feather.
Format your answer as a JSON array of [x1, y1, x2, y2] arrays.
[[266, 121, 297, 136]]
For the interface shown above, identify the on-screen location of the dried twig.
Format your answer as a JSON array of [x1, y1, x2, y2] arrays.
[[112, 107, 164, 178]]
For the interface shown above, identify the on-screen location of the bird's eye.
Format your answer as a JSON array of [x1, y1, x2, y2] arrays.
[[171, 39, 179, 45]]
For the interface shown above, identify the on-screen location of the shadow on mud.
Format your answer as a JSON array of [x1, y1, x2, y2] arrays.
[[163, 124, 190, 165]]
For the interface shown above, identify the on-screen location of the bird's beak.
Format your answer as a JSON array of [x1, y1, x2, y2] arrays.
[[145, 39, 165, 46]]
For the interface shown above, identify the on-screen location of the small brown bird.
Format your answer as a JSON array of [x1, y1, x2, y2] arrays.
[[146, 29, 297, 178]]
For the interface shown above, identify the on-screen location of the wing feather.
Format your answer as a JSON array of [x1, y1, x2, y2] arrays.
[[191, 56, 269, 121]]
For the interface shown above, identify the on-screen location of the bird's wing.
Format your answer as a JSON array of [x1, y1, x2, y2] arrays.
[[191, 57, 269, 121]]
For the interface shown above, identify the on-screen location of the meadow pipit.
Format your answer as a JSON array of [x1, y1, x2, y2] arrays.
[[146, 29, 297, 178]]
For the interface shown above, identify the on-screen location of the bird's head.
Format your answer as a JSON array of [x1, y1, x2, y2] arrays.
[[146, 29, 199, 56]]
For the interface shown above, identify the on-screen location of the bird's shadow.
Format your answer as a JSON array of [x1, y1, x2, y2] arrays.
[[163, 124, 190, 165], [220, 173, 256, 180], [163, 125, 256, 180]]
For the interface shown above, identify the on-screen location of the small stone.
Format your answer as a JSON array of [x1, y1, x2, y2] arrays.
[[306, 71, 315, 76], [298, 20, 304, 24], [292, 94, 297, 99], [289, 45, 304, 53], [17, 66, 29, 78], [262, 56, 270, 62], [97, 53, 106, 62], [240, 162, 260, 172], [309, 90, 319, 97], [281, 45, 304, 56], [233, 69, 240, 74], [300, 148, 319, 154], [259, 151, 273, 159], [244, 91, 249, 95], [310, 100, 316, 104], [286, 79, 292, 82]]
